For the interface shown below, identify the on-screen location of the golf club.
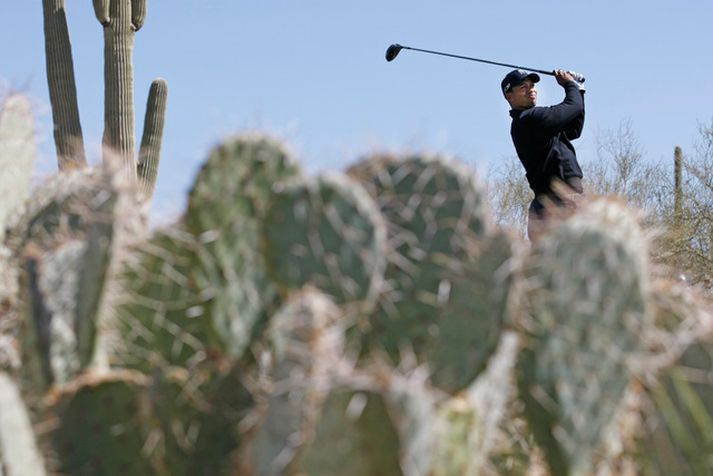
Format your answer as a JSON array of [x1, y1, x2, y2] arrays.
[[385, 43, 585, 83]]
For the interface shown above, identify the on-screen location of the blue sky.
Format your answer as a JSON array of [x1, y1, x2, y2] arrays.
[[2, 2, 712, 222]]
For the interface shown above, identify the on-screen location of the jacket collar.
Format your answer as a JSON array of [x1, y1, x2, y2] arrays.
[[509, 109, 522, 119]]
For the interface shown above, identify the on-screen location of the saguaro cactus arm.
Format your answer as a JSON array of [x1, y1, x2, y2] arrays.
[[41, 0, 87, 170], [131, 0, 147, 31], [137, 78, 168, 198], [92, 0, 110, 25]]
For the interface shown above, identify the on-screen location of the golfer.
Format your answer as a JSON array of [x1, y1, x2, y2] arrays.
[[502, 68, 585, 241]]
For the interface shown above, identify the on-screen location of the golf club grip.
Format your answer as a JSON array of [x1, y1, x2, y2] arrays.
[[544, 70, 587, 83]]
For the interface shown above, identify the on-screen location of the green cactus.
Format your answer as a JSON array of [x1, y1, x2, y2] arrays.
[[41, 0, 167, 189], [347, 153, 513, 393], [116, 137, 302, 371], [0, 372, 47, 475], [112, 227, 219, 371], [635, 334, 713, 475], [245, 291, 343, 475], [8, 167, 122, 392], [137, 78, 168, 197], [292, 388, 404, 475], [41, 0, 87, 170], [0, 94, 36, 347], [20, 241, 86, 388], [0, 119, 711, 476], [262, 173, 387, 310], [186, 135, 302, 355], [148, 364, 254, 475], [50, 370, 155, 475], [517, 198, 651, 476], [99, 0, 140, 175]]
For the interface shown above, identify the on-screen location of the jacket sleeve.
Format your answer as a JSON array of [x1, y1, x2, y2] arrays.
[[525, 82, 584, 134], [563, 90, 585, 140]]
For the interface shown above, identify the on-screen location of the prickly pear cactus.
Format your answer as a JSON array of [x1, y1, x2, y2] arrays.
[[49, 370, 154, 475], [11, 167, 124, 391], [0, 94, 36, 370], [635, 333, 713, 475], [0, 94, 36, 239], [186, 135, 302, 355], [347, 154, 514, 393], [262, 173, 387, 310], [147, 364, 254, 476], [517, 198, 651, 476], [113, 228, 222, 371], [244, 291, 344, 475], [290, 388, 404, 476]]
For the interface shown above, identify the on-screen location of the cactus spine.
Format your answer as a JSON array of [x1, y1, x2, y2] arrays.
[[41, 0, 87, 170]]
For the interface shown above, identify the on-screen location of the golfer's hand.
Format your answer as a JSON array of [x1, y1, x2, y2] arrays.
[[554, 69, 575, 86]]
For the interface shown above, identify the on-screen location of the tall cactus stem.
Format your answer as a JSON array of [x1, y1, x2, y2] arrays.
[[674, 146, 683, 227], [41, 0, 87, 170], [101, 0, 136, 179], [137, 78, 168, 199]]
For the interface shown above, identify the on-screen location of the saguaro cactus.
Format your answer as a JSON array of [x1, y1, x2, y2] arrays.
[[41, 0, 87, 170], [674, 146, 683, 226]]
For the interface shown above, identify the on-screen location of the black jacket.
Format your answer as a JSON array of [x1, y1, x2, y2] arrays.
[[509, 81, 585, 195]]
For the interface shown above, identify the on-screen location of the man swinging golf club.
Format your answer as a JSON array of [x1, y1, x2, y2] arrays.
[[502, 68, 586, 242]]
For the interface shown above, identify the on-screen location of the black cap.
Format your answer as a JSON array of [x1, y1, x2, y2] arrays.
[[501, 69, 540, 95]]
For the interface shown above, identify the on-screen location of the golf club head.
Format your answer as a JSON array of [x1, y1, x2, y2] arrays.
[[385, 44, 403, 62]]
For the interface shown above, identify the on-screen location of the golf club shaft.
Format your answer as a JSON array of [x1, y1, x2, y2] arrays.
[[400, 45, 556, 77]]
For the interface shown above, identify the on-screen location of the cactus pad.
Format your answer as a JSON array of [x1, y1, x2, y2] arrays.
[[262, 173, 387, 308], [517, 198, 650, 475], [0, 94, 36, 240], [51, 370, 154, 475], [114, 227, 223, 370], [290, 388, 404, 475], [636, 335, 713, 475], [185, 135, 302, 354], [347, 154, 510, 393], [148, 365, 254, 475], [246, 292, 343, 474]]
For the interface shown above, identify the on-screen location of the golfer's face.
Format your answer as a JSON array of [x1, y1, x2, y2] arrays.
[[510, 80, 537, 108]]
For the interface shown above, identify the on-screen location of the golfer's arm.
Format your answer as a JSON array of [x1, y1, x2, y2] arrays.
[[564, 96, 585, 140], [532, 82, 584, 132]]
